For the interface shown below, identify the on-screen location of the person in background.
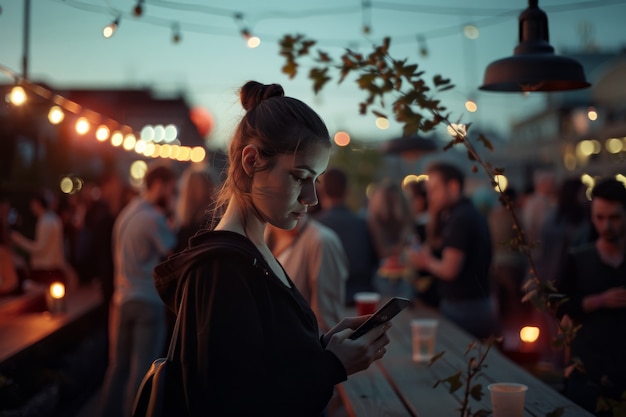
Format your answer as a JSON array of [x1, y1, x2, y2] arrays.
[[316, 167, 378, 306], [488, 187, 527, 320], [266, 214, 348, 333], [75, 171, 126, 360], [173, 165, 217, 254], [98, 164, 178, 417], [76, 172, 125, 300], [404, 178, 439, 308], [522, 169, 557, 254], [407, 161, 497, 340], [556, 178, 626, 416], [11, 192, 77, 290], [536, 177, 593, 285], [152, 81, 390, 417], [534, 178, 594, 366], [367, 179, 415, 300], [0, 193, 20, 296]]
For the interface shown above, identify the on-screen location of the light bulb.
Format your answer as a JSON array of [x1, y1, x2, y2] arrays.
[[103, 18, 120, 38]]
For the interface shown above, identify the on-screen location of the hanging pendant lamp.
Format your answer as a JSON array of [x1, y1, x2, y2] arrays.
[[479, 0, 590, 92]]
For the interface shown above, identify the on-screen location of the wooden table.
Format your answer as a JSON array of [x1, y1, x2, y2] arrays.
[[337, 303, 593, 417], [0, 284, 103, 367]]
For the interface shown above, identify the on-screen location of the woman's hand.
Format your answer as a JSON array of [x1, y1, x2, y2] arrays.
[[322, 316, 369, 347], [406, 245, 431, 270], [323, 318, 391, 376]]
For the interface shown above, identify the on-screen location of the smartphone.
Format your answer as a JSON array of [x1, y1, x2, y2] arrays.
[[349, 297, 411, 340]]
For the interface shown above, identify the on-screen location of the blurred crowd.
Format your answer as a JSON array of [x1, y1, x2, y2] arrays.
[[2, 159, 623, 417]]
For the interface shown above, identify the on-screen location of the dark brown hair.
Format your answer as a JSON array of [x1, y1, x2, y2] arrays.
[[212, 81, 331, 225], [592, 178, 626, 209]]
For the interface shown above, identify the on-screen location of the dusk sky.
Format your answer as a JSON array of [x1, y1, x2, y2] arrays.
[[1, 0, 625, 150]]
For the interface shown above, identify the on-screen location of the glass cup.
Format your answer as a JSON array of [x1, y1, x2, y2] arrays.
[[411, 318, 438, 362], [488, 382, 528, 417], [354, 292, 381, 316]]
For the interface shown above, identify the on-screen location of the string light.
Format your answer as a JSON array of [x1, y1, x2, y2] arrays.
[[48, 106, 65, 124], [0, 65, 206, 163], [75, 117, 90, 135], [9, 85, 27, 105], [95, 125, 110, 141], [132, 0, 144, 17], [103, 17, 120, 38], [465, 98, 478, 112], [417, 35, 428, 57], [241, 30, 261, 48], [171, 23, 181, 44], [361, 0, 372, 34]]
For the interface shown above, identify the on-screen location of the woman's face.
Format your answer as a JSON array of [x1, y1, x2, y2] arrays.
[[251, 141, 330, 230]]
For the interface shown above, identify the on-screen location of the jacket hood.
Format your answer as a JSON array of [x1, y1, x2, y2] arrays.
[[153, 230, 260, 312]]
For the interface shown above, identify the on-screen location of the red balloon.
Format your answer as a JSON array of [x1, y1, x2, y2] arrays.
[[189, 107, 214, 137]]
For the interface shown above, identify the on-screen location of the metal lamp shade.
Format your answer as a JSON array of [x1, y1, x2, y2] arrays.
[[479, 0, 590, 92]]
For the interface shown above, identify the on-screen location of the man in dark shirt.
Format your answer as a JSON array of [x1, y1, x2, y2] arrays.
[[557, 178, 626, 415], [316, 168, 379, 306], [408, 161, 497, 339]]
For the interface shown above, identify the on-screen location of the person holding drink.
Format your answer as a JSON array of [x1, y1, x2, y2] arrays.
[[152, 81, 391, 417]]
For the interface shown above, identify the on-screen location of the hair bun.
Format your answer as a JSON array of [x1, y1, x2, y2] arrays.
[[240, 81, 285, 111]]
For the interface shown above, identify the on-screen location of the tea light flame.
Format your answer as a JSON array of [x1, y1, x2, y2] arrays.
[[50, 282, 65, 300]]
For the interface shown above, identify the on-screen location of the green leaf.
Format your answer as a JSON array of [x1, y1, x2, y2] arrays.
[[546, 407, 565, 417], [372, 110, 387, 119], [433, 74, 451, 87], [282, 60, 298, 79], [477, 134, 494, 151], [316, 50, 331, 63], [356, 73, 377, 89], [428, 351, 445, 366], [470, 384, 484, 401], [309, 67, 331, 94], [444, 371, 463, 393]]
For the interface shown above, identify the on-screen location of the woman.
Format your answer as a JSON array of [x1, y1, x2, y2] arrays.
[[367, 180, 415, 300], [173, 166, 217, 253], [153, 81, 390, 417]]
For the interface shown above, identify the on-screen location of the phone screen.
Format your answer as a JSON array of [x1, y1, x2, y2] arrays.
[[349, 297, 411, 340]]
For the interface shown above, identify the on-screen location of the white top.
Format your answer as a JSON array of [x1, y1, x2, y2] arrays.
[[12, 211, 66, 270], [276, 219, 348, 332]]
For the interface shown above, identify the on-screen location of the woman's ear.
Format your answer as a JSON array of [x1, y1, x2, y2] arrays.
[[241, 145, 259, 177]]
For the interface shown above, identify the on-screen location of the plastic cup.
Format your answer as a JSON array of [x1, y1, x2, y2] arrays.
[[411, 318, 438, 362], [488, 382, 528, 417], [354, 292, 381, 316]]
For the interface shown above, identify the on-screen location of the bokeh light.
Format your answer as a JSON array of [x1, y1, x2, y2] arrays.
[[520, 326, 540, 343], [463, 24, 479, 40], [9, 86, 26, 106], [190, 146, 206, 163], [375, 117, 390, 130], [75, 117, 90, 135], [465, 99, 478, 113], [49, 282, 65, 299], [247, 36, 261, 48], [96, 125, 110, 141], [605, 137, 623, 154], [493, 174, 508, 192], [48, 106, 65, 124], [334, 131, 351, 147]]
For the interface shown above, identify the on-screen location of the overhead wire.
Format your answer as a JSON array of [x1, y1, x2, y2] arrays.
[[47, 0, 626, 48]]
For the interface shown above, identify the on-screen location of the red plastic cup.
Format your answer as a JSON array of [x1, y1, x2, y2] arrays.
[[354, 292, 381, 316]]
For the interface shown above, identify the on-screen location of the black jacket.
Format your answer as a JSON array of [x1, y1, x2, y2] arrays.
[[153, 230, 347, 417]]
